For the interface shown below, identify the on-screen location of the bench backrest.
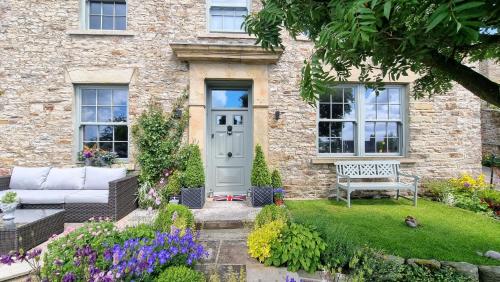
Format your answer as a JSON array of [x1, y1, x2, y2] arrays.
[[335, 160, 400, 179]]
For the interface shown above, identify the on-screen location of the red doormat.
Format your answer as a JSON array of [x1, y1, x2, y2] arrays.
[[213, 195, 247, 201]]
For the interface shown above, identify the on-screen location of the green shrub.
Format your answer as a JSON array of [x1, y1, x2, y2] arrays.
[[318, 224, 359, 273], [423, 180, 456, 200], [266, 223, 326, 273], [156, 266, 205, 282], [453, 193, 490, 213], [251, 144, 271, 187], [163, 170, 182, 200], [182, 144, 205, 188], [1, 191, 17, 204], [254, 205, 290, 228], [271, 169, 283, 188], [132, 95, 188, 184], [154, 204, 195, 233], [482, 154, 500, 168], [247, 220, 285, 262], [480, 189, 500, 205], [118, 223, 156, 241]]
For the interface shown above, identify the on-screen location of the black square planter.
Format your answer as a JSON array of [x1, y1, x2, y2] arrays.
[[251, 186, 274, 207], [181, 187, 205, 209]]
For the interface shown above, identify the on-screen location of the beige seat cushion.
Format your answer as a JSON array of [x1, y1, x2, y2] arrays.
[[64, 190, 109, 204], [43, 168, 86, 190], [9, 167, 51, 190], [0, 189, 77, 204], [84, 167, 126, 190]]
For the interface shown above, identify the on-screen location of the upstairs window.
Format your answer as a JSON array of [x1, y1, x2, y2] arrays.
[[87, 0, 127, 30], [317, 85, 406, 156], [208, 0, 249, 33]]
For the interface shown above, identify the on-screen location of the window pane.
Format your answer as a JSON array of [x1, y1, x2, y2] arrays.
[[84, 142, 97, 149], [115, 142, 128, 158], [82, 90, 96, 105], [97, 106, 112, 122], [344, 104, 356, 119], [319, 104, 330, 119], [365, 104, 376, 119], [102, 3, 114, 16], [90, 2, 101, 14], [331, 104, 343, 119], [365, 122, 376, 153], [377, 105, 389, 119], [377, 90, 388, 103], [115, 17, 126, 30], [365, 89, 377, 104], [318, 122, 329, 137], [318, 137, 330, 153], [342, 122, 355, 153], [319, 92, 330, 103], [331, 122, 342, 137], [234, 15, 245, 31], [211, 15, 223, 31], [344, 88, 355, 103], [113, 106, 127, 122], [99, 142, 113, 152], [115, 3, 127, 16], [113, 89, 128, 105], [97, 89, 112, 105], [82, 107, 96, 122], [83, 126, 98, 141], [216, 115, 226, 125], [114, 126, 128, 141], [389, 105, 400, 119], [224, 15, 237, 31], [388, 138, 399, 153], [234, 115, 243, 125], [99, 126, 113, 141], [212, 90, 248, 108], [331, 138, 342, 153], [389, 88, 400, 104], [332, 88, 343, 103], [89, 16, 101, 29], [102, 16, 113, 29], [387, 122, 399, 137], [375, 122, 387, 153]]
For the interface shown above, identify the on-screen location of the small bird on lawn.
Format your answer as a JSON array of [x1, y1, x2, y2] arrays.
[[405, 216, 419, 228]]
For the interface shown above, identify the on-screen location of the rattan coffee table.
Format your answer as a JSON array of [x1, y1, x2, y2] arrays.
[[0, 209, 65, 254]]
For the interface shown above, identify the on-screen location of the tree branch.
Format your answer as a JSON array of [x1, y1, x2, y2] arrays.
[[422, 50, 500, 106]]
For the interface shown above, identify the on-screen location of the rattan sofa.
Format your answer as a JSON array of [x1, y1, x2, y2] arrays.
[[0, 167, 138, 223]]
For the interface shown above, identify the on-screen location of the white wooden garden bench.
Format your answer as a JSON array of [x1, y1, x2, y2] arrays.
[[335, 160, 419, 208]]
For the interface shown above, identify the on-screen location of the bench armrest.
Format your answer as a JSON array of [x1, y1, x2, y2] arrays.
[[338, 174, 352, 180], [108, 174, 139, 220], [397, 172, 420, 181], [0, 176, 10, 191]]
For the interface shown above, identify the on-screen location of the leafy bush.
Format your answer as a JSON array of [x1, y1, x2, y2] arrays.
[[156, 266, 205, 282], [182, 144, 205, 188], [247, 220, 285, 262], [318, 224, 359, 273], [164, 170, 182, 200], [132, 95, 188, 184], [453, 193, 490, 213], [0, 191, 17, 204], [271, 169, 283, 188], [266, 223, 326, 273], [154, 204, 195, 233], [423, 180, 456, 200], [254, 205, 290, 228], [118, 223, 156, 241], [251, 144, 271, 187], [480, 189, 500, 205], [482, 154, 500, 168]]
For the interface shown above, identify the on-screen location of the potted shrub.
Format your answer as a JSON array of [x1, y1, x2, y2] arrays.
[[1, 191, 19, 220], [251, 144, 273, 207], [180, 144, 205, 209], [165, 170, 182, 204], [271, 169, 285, 206]]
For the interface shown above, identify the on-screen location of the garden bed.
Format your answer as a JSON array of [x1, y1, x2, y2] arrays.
[[287, 199, 500, 266]]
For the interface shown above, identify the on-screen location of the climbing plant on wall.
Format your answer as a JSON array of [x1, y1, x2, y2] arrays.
[[132, 93, 189, 184]]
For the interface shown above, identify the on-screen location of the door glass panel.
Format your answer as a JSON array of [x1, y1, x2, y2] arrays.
[[234, 115, 243, 125], [216, 115, 226, 125], [212, 90, 249, 108]]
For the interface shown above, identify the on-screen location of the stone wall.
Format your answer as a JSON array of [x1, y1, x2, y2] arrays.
[[480, 60, 500, 156], [0, 0, 486, 196]]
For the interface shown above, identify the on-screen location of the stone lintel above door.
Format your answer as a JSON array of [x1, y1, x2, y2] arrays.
[[170, 43, 283, 65]]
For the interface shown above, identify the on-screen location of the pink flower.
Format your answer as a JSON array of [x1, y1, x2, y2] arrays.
[[147, 207, 153, 212], [155, 198, 161, 206]]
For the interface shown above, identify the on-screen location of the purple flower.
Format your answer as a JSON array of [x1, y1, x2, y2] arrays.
[[62, 272, 76, 282]]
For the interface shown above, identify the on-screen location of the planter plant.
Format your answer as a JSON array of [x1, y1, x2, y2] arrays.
[[165, 170, 182, 204], [251, 144, 273, 207], [180, 144, 205, 209], [1, 191, 19, 220], [271, 169, 285, 206], [79, 145, 118, 167]]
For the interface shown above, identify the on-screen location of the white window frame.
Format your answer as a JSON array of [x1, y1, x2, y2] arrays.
[[81, 0, 128, 31], [316, 84, 408, 157], [206, 0, 250, 33], [75, 85, 130, 160]]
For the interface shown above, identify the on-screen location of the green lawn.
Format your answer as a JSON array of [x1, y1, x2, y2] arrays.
[[287, 199, 500, 266]]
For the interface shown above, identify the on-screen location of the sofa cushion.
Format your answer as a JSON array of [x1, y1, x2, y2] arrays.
[[0, 189, 77, 204], [9, 167, 51, 190], [64, 190, 109, 204], [43, 168, 86, 190], [84, 167, 126, 190]]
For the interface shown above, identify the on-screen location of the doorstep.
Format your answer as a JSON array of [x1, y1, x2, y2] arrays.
[[193, 201, 261, 229]]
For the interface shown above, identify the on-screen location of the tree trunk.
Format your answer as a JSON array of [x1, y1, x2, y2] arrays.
[[423, 51, 500, 107]]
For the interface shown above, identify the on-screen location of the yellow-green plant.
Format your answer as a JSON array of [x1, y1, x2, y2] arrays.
[[251, 144, 271, 187], [449, 173, 489, 191], [254, 204, 290, 228], [247, 220, 285, 262]]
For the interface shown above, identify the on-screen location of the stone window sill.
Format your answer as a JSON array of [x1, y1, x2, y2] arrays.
[[311, 156, 420, 165], [197, 32, 256, 40], [67, 30, 136, 37]]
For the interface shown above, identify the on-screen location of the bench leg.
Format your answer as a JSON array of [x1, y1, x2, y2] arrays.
[[347, 190, 351, 208], [413, 189, 418, 207], [336, 185, 340, 202], [396, 189, 400, 200]]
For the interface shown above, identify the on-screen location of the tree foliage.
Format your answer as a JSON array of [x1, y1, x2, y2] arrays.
[[251, 144, 272, 187], [245, 0, 500, 107]]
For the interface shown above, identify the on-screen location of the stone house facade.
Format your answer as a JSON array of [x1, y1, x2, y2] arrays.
[[0, 0, 495, 198]]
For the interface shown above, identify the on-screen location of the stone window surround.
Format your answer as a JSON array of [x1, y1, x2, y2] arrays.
[[71, 0, 134, 36], [206, 0, 251, 34]]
